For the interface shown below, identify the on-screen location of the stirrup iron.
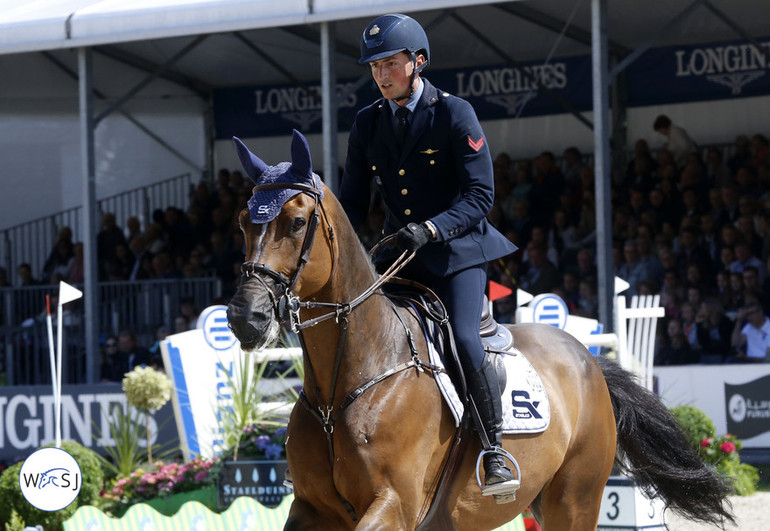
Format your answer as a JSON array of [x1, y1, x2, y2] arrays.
[[283, 468, 294, 490], [475, 448, 521, 503]]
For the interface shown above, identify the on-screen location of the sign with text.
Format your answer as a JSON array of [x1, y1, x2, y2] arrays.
[[214, 35, 770, 139], [213, 55, 592, 139], [725, 374, 770, 439], [0, 384, 176, 463], [656, 365, 770, 448], [628, 37, 770, 106], [161, 326, 241, 460], [598, 476, 665, 530]]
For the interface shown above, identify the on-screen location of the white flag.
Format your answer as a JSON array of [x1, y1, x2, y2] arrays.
[[614, 276, 631, 295], [516, 289, 534, 307], [59, 281, 83, 305]]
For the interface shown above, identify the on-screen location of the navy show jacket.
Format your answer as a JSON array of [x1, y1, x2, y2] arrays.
[[340, 78, 517, 276]]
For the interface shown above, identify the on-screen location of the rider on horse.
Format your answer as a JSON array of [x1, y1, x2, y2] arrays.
[[339, 13, 520, 498]]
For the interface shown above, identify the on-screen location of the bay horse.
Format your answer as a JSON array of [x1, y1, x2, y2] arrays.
[[226, 131, 733, 530]]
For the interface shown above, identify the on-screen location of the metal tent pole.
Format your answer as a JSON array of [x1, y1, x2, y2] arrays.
[[591, 0, 614, 333], [321, 22, 339, 194], [78, 47, 100, 382]]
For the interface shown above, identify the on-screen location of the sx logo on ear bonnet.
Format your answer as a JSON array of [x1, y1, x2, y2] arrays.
[[232, 129, 324, 224]]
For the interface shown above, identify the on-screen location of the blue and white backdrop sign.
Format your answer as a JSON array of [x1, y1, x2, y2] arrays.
[[214, 36, 770, 139], [161, 305, 243, 460]]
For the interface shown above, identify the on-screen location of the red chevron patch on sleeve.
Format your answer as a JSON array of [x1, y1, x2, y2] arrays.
[[468, 135, 484, 152]]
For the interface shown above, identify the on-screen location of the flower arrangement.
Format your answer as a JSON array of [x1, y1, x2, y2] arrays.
[[122, 366, 172, 462], [699, 433, 759, 496], [222, 424, 287, 461], [700, 433, 740, 460], [102, 457, 217, 509], [123, 366, 172, 411], [670, 405, 759, 496]]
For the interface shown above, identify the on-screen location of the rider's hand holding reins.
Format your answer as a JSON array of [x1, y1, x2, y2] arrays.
[[396, 222, 434, 252]]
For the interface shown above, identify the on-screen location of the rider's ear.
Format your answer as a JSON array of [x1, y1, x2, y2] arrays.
[[233, 136, 269, 185], [290, 129, 314, 186]]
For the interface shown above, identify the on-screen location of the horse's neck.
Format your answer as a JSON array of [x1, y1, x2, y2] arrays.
[[299, 221, 404, 400]]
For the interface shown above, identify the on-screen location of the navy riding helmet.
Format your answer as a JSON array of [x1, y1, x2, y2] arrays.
[[359, 13, 430, 74]]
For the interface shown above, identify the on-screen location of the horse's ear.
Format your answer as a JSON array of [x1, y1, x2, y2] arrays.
[[290, 129, 314, 186], [233, 136, 269, 185]]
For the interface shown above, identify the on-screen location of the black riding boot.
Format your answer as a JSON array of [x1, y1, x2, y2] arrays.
[[466, 355, 519, 497]]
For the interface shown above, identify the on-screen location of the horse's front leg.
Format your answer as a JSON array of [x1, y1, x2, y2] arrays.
[[354, 489, 413, 531], [284, 497, 351, 531]]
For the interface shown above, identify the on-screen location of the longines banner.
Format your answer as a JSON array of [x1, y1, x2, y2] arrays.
[[214, 36, 770, 139], [0, 384, 176, 463], [628, 36, 770, 106], [213, 55, 592, 139]]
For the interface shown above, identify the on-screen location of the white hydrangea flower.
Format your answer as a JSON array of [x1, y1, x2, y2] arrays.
[[122, 366, 172, 411]]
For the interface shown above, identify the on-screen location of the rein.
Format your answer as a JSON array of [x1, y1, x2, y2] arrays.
[[239, 184, 444, 523]]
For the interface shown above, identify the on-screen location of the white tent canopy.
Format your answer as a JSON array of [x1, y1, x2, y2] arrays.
[[0, 0, 510, 55]]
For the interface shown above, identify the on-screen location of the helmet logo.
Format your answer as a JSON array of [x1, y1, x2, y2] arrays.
[[369, 24, 380, 36]]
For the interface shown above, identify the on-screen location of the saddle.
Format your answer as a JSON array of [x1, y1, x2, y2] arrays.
[[383, 277, 512, 391]]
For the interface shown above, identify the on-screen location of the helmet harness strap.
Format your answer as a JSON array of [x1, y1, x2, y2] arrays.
[[391, 51, 425, 103]]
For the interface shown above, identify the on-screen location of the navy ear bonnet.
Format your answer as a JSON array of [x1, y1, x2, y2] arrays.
[[232, 129, 324, 224]]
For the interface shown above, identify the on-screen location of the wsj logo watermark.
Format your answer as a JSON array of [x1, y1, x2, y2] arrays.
[[726, 375, 770, 439], [20, 447, 81, 511]]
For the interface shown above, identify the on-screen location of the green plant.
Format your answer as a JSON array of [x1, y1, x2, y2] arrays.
[[700, 433, 759, 496], [670, 404, 716, 451], [0, 441, 102, 531], [216, 329, 299, 460], [94, 404, 150, 480], [670, 405, 759, 496], [4, 509, 26, 531], [122, 366, 172, 462]]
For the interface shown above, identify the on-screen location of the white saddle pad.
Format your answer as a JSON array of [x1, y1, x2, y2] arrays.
[[429, 341, 550, 434]]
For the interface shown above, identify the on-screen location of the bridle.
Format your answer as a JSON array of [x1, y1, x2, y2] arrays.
[[239, 181, 331, 332], [239, 182, 414, 334]]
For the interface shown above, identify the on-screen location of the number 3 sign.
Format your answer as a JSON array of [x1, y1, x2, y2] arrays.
[[598, 476, 666, 530]]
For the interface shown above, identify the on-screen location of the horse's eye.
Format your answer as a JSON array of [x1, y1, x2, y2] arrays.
[[291, 218, 307, 233]]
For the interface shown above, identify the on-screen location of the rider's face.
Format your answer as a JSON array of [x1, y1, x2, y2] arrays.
[[369, 52, 423, 103]]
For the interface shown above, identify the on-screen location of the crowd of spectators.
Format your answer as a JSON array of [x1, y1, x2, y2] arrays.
[[10, 114, 770, 373], [482, 116, 770, 365], [8, 168, 249, 380]]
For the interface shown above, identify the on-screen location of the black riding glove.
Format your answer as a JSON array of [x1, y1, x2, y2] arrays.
[[396, 222, 433, 252]]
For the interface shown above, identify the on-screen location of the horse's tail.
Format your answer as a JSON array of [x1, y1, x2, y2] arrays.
[[596, 356, 735, 527]]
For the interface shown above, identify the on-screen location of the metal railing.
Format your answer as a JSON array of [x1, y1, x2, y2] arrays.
[[0, 173, 195, 286], [0, 276, 222, 386]]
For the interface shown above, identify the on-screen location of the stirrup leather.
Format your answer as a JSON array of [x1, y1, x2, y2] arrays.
[[475, 448, 521, 501]]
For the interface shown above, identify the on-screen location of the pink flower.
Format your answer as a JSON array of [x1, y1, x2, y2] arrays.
[[701, 438, 712, 448], [720, 441, 737, 453], [194, 470, 209, 482]]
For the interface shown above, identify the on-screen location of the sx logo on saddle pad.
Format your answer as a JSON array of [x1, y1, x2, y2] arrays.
[[511, 390, 543, 420]]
